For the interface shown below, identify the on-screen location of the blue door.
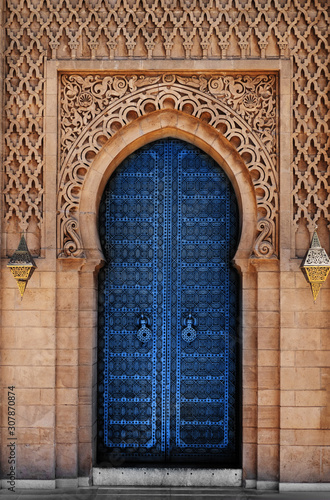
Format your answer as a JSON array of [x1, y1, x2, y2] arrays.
[[97, 139, 240, 466]]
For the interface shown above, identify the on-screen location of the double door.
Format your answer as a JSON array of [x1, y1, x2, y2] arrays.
[[98, 139, 239, 465]]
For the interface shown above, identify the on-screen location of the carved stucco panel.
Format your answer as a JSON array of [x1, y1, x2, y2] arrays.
[[58, 73, 278, 259]]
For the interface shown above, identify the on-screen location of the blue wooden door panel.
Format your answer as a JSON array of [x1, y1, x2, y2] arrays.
[[98, 139, 239, 465]]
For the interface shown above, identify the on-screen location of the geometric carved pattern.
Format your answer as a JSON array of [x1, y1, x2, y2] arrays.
[[4, 0, 45, 255], [4, 1, 329, 257], [59, 73, 278, 258], [291, 3, 330, 237]]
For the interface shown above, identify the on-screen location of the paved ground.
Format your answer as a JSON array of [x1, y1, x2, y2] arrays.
[[0, 487, 330, 500]]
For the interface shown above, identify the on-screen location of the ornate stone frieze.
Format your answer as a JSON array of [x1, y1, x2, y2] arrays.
[[58, 72, 278, 258], [3, 0, 330, 257], [60, 73, 277, 159]]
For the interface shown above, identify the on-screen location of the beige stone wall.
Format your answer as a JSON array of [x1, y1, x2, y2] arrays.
[[0, 0, 329, 489], [280, 266, 330, 483], [1, 262, 57, 480]]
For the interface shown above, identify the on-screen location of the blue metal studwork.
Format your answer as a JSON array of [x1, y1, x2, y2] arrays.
[[97, 139, 239, 465]]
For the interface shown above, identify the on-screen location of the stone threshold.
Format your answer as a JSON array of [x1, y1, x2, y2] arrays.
[[93, 467, 242, 487], [0, 478, 89, 489], [279, 483, 330, 492]]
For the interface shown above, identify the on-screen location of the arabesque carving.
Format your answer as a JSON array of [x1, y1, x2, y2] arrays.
[[3, 0, 330, 257], [59, 73, 278, 258]]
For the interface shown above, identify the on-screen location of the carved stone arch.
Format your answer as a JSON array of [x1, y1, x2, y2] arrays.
[[79, 110, 257, 264], [58, 73, 278, 259]]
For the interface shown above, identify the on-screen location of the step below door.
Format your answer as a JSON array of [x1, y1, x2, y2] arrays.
[[97, 138, 240, 466]]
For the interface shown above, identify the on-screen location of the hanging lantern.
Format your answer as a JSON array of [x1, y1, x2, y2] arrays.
[[301, 230, 330, 301], [7, 234, 37, 298]]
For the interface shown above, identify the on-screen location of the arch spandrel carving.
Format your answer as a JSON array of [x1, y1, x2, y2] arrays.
[[79, 111, 258, 264], [58, 72, 278, 260]]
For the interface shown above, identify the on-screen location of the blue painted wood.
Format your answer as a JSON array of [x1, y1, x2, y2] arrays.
[[97, 139, 239, 465]]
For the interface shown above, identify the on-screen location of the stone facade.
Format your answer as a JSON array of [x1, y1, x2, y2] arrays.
[[0, 0, 329, 490]]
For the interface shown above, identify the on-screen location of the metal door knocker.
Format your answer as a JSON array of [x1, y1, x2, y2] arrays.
[[137, 314, 152, 342], [182, 314, 197, 343]]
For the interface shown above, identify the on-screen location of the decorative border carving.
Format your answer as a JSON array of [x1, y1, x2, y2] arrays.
[[58, 72, 278, 259]]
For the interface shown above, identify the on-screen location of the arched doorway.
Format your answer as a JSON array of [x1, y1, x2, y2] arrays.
[[97, 138, 240, 466]]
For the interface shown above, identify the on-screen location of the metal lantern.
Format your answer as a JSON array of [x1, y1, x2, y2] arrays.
[[301, 230, 330, 301], [7, 234, 37, 298]]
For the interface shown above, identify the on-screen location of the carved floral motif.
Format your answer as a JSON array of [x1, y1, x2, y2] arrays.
[[59, 73, 278, 258], [61, 73, 276, 160]]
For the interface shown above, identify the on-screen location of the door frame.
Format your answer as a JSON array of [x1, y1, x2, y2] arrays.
[[78, 110, 258, 485], [50, 56, 288, 484]]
